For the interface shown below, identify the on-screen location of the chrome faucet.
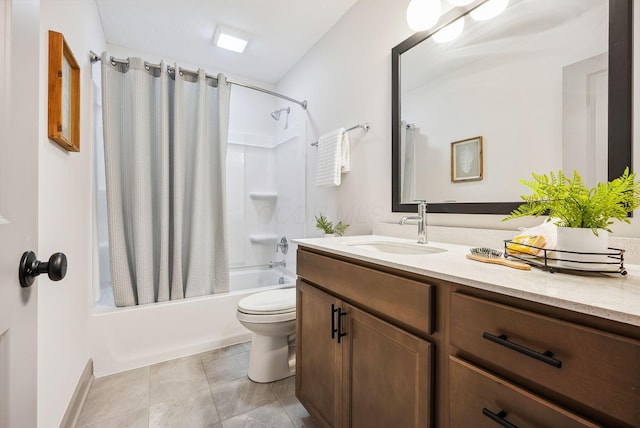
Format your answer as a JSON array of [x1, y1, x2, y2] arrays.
[[276, 236, 289, 255], [269, 260, 286, 269], [400, 200, 428, 244]]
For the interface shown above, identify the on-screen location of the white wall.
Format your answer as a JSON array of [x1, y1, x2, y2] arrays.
[[38, 1, 105, 426], [277, 0, 640, 238], [276, 0, 413, 236]]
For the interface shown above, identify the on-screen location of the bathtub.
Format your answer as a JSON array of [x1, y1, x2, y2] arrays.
[[88, 267, 296, 377]]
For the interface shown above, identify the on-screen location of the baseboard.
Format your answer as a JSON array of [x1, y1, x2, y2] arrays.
[[59, 359, 94, 428]]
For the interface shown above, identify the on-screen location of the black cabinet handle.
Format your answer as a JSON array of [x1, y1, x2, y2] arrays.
[[331, 304, 339, 339], [482, 332, 562, 368], [337, 308, 347, 343], [482, 408, 518, 428]]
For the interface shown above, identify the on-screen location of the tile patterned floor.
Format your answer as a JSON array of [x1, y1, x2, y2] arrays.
[[76, 342, 317, 428]]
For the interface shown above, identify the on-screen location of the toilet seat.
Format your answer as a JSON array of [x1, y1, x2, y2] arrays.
[[237, 288, 296, 315]]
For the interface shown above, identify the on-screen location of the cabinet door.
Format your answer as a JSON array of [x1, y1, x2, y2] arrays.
[[342, 304, 433, 428], [296, 280, 342, 428]]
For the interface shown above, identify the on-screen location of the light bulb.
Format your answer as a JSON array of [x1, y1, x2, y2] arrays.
[[447, 0, 474, 6], [470, 0, 509, 21], [433, 17, 465, 43], [406, 0, 442, 32]]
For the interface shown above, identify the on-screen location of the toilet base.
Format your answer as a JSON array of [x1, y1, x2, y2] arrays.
[[248, 333, 296, 383]]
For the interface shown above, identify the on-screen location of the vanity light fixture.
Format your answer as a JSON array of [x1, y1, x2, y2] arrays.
[[213, 24, 251, 53], [406, 0, 442, 32], [433, 17, 465, 43], [470, 0, 509, 21]]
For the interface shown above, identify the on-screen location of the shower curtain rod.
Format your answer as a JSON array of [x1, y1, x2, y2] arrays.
[[89, 51, 308, 110]]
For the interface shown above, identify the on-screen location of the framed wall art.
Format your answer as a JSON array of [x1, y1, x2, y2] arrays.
[[451, 136, 483, 182], [48, 30, 80, 152]]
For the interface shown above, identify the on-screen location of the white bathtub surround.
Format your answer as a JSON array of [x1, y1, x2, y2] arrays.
[[294, 235, 640, 327], [227, 122, 307, 273], [89, 268, 294, 376], [101, 55, 230, 306]]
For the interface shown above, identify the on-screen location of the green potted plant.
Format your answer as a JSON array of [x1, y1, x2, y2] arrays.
[[315, 213, 350, 237], [503, 168, 640, 267]]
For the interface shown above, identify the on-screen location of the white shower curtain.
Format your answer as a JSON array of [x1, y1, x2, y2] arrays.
[[101, 53, 230, 307], [401, 121, 416, 203]]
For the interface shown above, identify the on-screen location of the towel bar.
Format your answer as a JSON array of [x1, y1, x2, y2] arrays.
[[311, 123, 370, 147]]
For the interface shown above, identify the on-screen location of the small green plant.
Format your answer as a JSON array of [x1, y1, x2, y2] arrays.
[[315, 213, 350, 236], [503, 168, 640, 234]]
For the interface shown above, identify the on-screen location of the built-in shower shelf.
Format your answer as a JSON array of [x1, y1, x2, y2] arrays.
[[249, 192, 278, 201], [249, 234, 278, 245]]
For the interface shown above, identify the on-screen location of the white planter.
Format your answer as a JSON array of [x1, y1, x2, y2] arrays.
[[555, 227, 609, 270], [324, 233, 336, 237]]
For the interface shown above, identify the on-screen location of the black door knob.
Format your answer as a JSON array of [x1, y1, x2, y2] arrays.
[[19, 251, 68, 288]]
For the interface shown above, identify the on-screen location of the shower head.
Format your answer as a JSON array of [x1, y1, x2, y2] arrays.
[[270, 107, 290, 121]]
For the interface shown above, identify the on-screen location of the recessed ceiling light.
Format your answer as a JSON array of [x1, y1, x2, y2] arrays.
[[213, 25, 251, 53]]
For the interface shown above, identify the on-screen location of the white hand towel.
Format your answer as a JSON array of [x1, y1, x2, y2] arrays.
[[315, 128, 346, 186], [340, 131, 350, 173]]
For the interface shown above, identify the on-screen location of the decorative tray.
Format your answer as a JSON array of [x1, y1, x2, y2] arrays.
[[503, 240, 627, 275]]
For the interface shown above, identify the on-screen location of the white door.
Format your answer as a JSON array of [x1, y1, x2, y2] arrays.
[[0, 0, 40, 426]]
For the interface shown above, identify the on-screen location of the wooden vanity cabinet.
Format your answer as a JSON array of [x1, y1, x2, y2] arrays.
[[296, 246, 640, 427], [296, 250, 434, 428]]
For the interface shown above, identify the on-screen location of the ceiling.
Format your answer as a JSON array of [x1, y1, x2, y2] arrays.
[[94, 0, 358, 84]]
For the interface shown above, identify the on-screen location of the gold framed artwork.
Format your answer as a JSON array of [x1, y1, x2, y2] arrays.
[[451, 136, 483, 182], [47, 30, 80, 152]]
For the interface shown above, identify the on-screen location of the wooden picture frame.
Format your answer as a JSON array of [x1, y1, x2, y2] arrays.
[[451, 136, 483, 182], [48, 30, 80, 152]]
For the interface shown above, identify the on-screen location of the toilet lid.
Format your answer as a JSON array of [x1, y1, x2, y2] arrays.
[[237, 288, 296, 315]]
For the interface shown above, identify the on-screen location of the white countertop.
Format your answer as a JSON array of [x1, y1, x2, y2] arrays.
[[294, 235, 640, 327]]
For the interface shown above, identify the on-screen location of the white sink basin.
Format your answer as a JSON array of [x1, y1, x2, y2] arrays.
[[342, 241, 447, 255]]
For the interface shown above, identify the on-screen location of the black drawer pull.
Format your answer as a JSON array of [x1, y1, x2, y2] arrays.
[[331, 304, 339, 339], [337, 308, 347, 344], [482, 332, 562, 368], [482, 408, 518, 428]]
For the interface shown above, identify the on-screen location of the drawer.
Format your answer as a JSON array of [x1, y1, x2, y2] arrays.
[[450, 293, 640, 427], [297, 249, 434, 335], [449, 356, 598, 428]]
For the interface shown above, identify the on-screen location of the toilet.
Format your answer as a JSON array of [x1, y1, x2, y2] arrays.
[[236, 287, 297, 383]]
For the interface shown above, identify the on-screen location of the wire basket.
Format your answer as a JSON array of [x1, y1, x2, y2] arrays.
[[503, 240, 626, 275]]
